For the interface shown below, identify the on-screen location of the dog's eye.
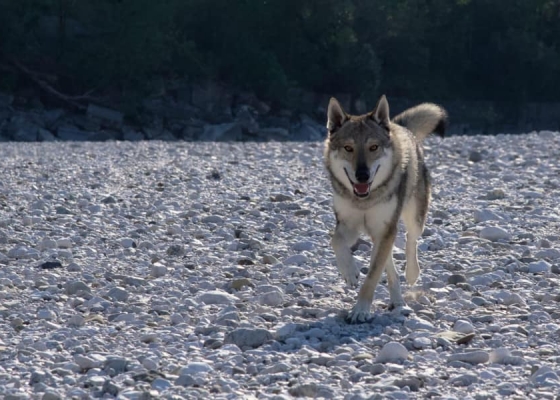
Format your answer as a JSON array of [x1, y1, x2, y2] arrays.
[[343, 145, 353, 152], [370, 144, 379, 152]]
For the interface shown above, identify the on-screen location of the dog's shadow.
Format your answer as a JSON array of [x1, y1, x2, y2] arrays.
[[271, 306, 409, 354]]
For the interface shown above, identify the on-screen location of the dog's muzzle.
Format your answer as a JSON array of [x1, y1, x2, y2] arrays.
[[344, 165, 380, 198]]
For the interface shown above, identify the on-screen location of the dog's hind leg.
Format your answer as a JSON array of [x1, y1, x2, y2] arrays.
[[331, 222, 361, 287], [402, 197, 427, 286]]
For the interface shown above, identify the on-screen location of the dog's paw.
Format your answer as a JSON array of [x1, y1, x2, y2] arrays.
[[339, 263, 360, 287], [346, 301, 372, 324]]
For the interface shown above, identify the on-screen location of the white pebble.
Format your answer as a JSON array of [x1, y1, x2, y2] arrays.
[[197, 290, 237, 305], [479, 226, 510, 242], [258, 291, 284, 307], [375, 342, 409, 363], [528, 260, 551, 273], [151, 263, 168, 278], [474, 209, 502, 223], [283, 254, 309, 265], [453, 319, 475, 334]]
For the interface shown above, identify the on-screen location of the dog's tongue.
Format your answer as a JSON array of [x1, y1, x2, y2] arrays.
[[353, 183, 369, 195]]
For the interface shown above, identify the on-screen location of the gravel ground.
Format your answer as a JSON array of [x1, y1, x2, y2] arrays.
[[1, 131, 560, 399]]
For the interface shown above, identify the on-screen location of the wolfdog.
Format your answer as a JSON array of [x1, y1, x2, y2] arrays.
[[324, 95, 447, 323]]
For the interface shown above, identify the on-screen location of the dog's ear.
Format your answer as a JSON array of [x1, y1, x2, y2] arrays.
[[327, 97, 348, 135], [370, 95, 390, 130]]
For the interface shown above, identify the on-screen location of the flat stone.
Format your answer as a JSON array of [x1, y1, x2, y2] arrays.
[[434, 331, 475, 345], [448, 351, 489, 364], [224, 328, 273, 349], [197, 290, 237, 305]]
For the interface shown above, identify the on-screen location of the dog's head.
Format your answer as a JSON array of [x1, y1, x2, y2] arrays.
[[325, 95, 394, 198]]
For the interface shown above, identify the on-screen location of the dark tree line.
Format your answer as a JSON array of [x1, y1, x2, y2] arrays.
[[1, 0, 559, 110]]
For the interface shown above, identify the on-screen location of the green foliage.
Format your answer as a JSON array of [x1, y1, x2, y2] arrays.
[[0, 0, 559, 108]]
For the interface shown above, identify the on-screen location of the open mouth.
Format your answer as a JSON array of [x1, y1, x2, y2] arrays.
[[344, 166, 380, 198], [352, 182, 371, 197]]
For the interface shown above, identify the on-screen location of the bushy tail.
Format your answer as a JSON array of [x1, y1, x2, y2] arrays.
[[392, 103, 448, 141]]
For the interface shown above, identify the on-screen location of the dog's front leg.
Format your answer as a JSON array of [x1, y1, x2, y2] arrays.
[[347, 225, 397, 323], [331, 222, 360, 287]]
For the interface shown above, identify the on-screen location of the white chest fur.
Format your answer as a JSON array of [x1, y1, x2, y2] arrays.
[[333, 194, 398, 239]]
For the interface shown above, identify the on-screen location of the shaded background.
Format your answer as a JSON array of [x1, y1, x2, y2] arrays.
[[1, 0, 560, 138]]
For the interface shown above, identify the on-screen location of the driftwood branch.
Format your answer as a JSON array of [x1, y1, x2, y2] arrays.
[[8, 58, 99, 110]]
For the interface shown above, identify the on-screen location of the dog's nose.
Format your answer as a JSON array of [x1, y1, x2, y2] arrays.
[[355, 166, 370, 183]]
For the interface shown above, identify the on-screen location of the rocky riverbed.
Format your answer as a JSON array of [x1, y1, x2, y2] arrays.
[[1, 131, 560, 399]]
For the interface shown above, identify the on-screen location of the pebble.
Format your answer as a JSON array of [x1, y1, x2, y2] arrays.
[[38, 239, 57, 250], [535, 248, 560, 260], [405, 318, 435, 331], [375, 342, 409, 363], [202, 215, 224, 224], [65, 280, 91, 295], [292, 241, 314, 251], [231, 278, 254, 290], [435, 331, 476, 345], [496, 382, 516, 396], [104, 357, 128, 375], [151, 378, 172, 391], [528, 260, 551, 273], [479, 226, 510, 241], [412, 337, 432, 349], [474, 209, 502, 223], [197, 290, 238, 305], [37, 309, 57, 320], [166, 244, 185, 256], [120, 238, 136, 248], [486, 189, 506, 200], [74, 355, 101, 370], [448, 351, 489, 364], [224, 328, 273, 349], [107, 287, 129, 302], [67, 315, 85, 327], [450, 373, 479, 386], [468, 150, 483, 162], [447, 274, 467, 285], [394, 377, 423, 392], [151, 264, 168, 278], [270, 193, 293, 202], [38, 260, 63, 269], [258, 291, 283, 307], [531, 366, 559, 386], [489, 348, 525, 365], [283, 254, 309, 265], [262, 254, 280, 264], [42, 390, 63, 400], [56, 238, 73, 249], [453, 319, 475, 334], [175, 374, 196, 387]]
